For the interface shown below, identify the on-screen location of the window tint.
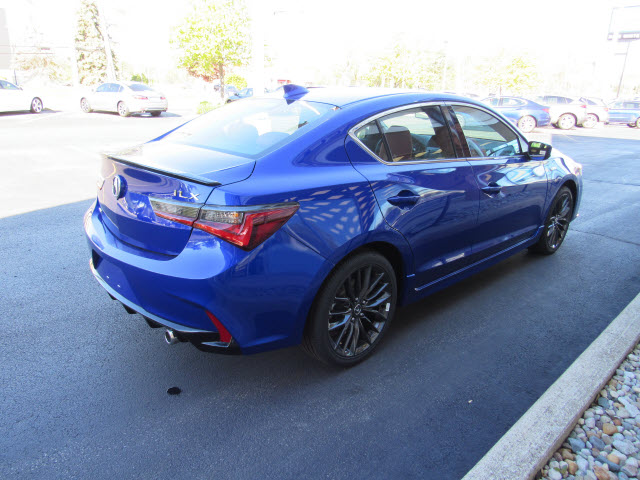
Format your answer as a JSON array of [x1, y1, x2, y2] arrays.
[[502, 98, 526, 107], [129, 83, 152, 92], [624, 102, 640, 109], [374, 106, 455, 162], [355, 121, 384, 154], [485, 97, 500, 106], [96, 84, 109, 93], [164, 98, 335, 157], [451, 105, 522, 158], [0, 80, 19, 90]]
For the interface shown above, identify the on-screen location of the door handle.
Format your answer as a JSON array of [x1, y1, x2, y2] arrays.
[[388, 191, 420, 208], [481, 184, 502, 195]]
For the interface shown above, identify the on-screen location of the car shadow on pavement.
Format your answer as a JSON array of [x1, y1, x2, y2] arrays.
[[0, 108, 61, 117]]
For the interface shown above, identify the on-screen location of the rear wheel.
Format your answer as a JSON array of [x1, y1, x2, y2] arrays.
[[80, 97, 92, 113], [150, 111, 162, 117], [556, 113, 576, 130], [529, 186, 574, 255], [517, 115, 536, 133], [302, 251, 397, 366], [117, 101, 130, 117], [582, 113, 598, 129], [30, 97, 43, 113], [634, 118, 640, 129]]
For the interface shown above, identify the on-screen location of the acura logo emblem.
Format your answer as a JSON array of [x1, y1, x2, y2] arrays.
[[112, 175, 126, 199]]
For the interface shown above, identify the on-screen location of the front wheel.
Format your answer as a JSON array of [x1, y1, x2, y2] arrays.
[[556, 113, 576, 130], [529, 186, 574, 255], [302, 251, 397, 366], [80, 97, 92, 113], [150, 111, 162, 117], [30, 97, 43, 113], [117, 101, 130, 117], [582, 113, 598, 129], [633, 118, 640, 129], [517, 115, 536, 133]]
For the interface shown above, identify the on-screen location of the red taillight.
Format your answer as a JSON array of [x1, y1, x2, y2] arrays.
[[206, 311, 232, 343], [160, 96, 166, 100], [194, 204, 299, 251], [133, 95, 148, 100], [605, 107, 609, 112], [150, 198, 299, 251], [543, 108, 550, 113], [581, 104, 587, 109]]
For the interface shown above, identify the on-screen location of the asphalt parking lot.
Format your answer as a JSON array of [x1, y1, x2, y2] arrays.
[[1, 113, 639, 479]]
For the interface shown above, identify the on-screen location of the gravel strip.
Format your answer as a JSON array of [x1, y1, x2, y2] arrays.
[[538, 344, 640, 480]]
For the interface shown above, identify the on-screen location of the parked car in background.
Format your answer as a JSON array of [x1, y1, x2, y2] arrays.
[[607, 100, 640, 128], [0, 80, 43, 113], [530, 95, 587, 130], [226, 87, 254, 103], [482, 96, 550, 133], [85, 85, 582, 366], [80, 82, 168, 117], [579, 97, 610, 128]]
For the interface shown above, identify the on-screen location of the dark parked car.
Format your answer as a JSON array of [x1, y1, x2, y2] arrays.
[[531, 95, 587, 130], [579, 97, 610, 128], [607, 100, 640, 128], [85, 86, 582, 366], [482, 96, 551, 133]]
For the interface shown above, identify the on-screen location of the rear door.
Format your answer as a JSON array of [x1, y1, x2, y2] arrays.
[[449, 104, 547, 258], [345, 104, 480, 288], [91, 83, 110, 110]]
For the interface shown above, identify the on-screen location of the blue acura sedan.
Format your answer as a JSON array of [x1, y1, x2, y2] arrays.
[[85, 86, 582, 366], [482, 96, 551, 133]]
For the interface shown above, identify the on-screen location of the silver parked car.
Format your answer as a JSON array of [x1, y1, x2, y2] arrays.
[[0, 80, 43, 113], [80, 82, 167, 117], [579, 97, 610, 128], [531, 95, 588, 130]]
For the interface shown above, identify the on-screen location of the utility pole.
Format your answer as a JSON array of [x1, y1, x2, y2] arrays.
[[97, 0, 116, 81], [616, 40, 632, 98]]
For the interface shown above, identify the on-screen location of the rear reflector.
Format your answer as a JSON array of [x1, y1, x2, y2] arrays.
[[150, 197, 299, 250], [206, 311, 232, 343]]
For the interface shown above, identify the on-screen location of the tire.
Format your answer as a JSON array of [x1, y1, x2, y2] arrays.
[[556, 113, 577, 130], [150, 111, 162, 117], [301, 251, 397, 366], [117, 101, 130, 117], [30, 97, 43, 113], [529, 186, 574, 255], [635, 118, 640, 129], [582, 113, 598, 129], [80, 97, 92, 113], [517, 115, 536, 133]]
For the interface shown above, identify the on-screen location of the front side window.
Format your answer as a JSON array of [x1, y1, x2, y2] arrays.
[[96, 84, 109, 93], [451, 105, 522, 158], [485, 97, 500, 107], [164, 98, 335, 157], [0, 80, 19, 90]]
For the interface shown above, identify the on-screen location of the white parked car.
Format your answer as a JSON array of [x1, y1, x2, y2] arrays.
[[0, 80, 43, 113], [80, 81, 168, 117]]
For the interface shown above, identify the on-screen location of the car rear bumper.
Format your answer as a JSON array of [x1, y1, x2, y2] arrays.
[[84, 200, 331, 354], [129, 98, 168, 113]]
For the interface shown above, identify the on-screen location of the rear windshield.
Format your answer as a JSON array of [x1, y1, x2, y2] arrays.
[[129, 83, 153, 91], [164, 98, 336, 157]]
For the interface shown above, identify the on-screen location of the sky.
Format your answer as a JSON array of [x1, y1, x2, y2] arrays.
[[1, 0, 639, 94]]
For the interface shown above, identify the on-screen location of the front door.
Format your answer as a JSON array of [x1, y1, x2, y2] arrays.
[[448, 104, 548, 259], [345, 104, 479, 288]]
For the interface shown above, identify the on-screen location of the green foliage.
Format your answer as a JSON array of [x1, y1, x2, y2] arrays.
[[13, 53, 71, 84], [225, 73, 247, 90], [173, 0, 250, 98], [131, 73, 149, 84], [197, 101, 218, 114], [475, 54, 540, 95], [364, 44, 446, 90], [74, 0, 118, 85]]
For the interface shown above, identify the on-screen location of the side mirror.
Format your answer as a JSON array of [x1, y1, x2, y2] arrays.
[[528, 141, 552, 160]]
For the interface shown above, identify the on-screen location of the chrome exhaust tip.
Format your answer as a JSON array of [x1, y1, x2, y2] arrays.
[[164, 329, 181, 345]]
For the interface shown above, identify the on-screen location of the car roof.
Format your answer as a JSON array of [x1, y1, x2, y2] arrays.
[[264, 86, 479, 108]]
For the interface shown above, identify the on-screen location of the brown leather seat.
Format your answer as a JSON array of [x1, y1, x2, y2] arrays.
[[378, 126, 412, 162]]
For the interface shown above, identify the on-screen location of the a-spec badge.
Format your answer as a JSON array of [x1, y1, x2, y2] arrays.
[[112, 175, 127, 199], [173, 190, 199, 201]]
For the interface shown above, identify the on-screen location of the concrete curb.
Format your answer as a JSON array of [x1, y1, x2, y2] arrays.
[[463, 291, 640, 480]]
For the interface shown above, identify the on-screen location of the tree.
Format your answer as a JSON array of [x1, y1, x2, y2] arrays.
[[225, 73, 247, 90], [475, 54, 540, 95], [74, 0, 119, 85], [13, 52, 72, 84], [173, 0, 250, 99]]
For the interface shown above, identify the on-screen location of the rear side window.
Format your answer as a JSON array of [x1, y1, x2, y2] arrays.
[[164, 98, 335, 157], [129, 83, 153, 91], [374, 106, 455, 162], [502, 98, 526, 107], [451, 105, 522, 158]]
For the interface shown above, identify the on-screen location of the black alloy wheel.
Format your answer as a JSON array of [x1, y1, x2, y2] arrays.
[[530, 186, 574, 255], [302, 251, 397, 366]]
